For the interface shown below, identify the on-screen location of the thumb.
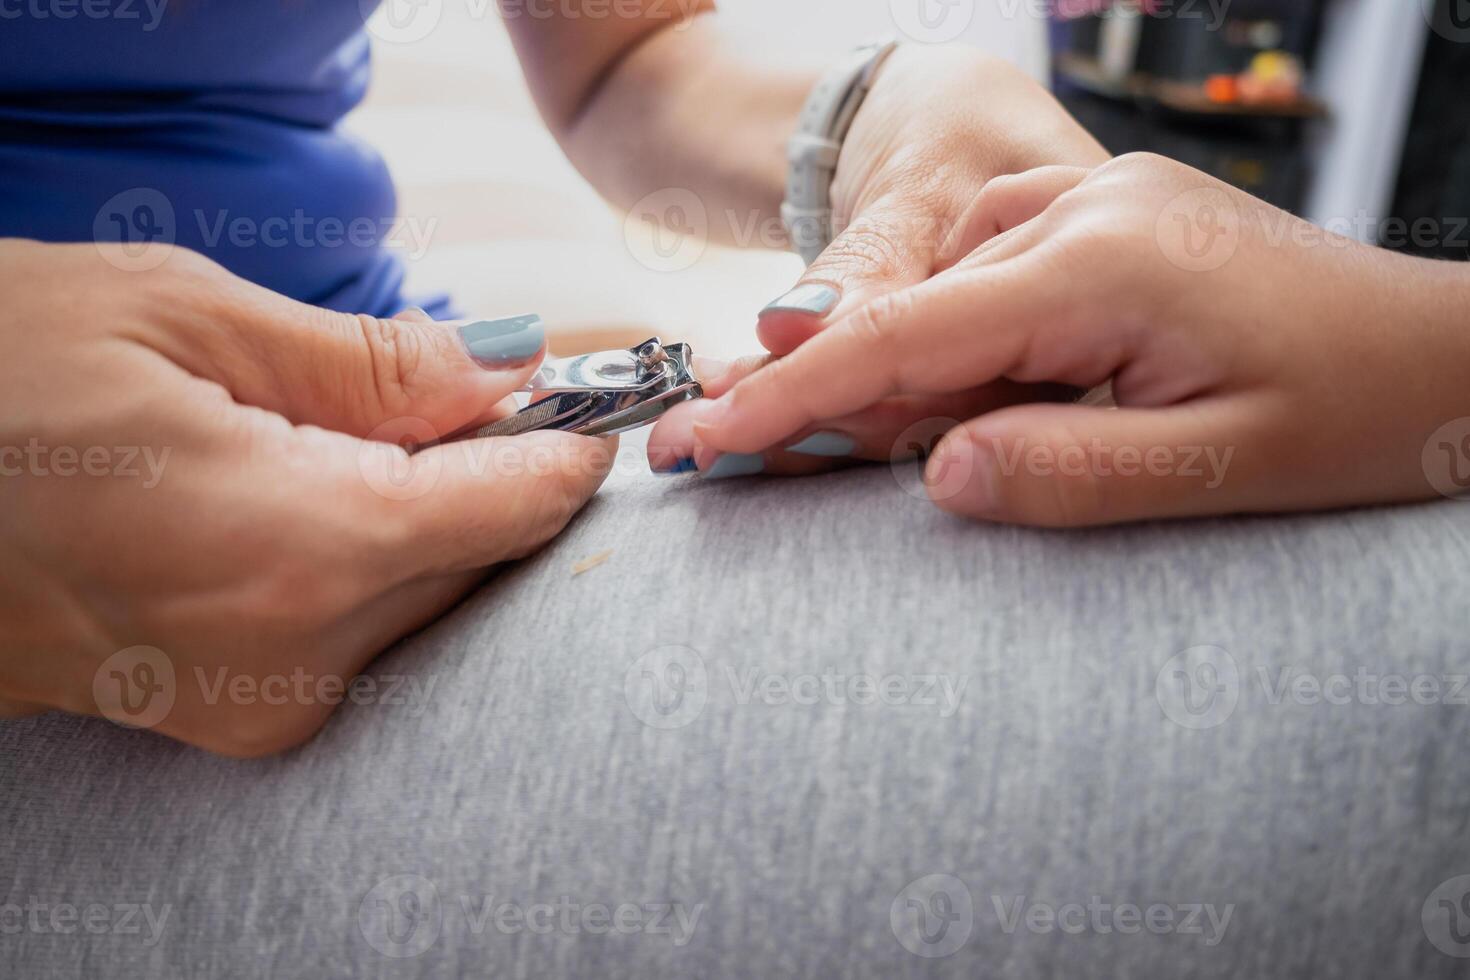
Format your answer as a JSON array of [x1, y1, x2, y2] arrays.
[[148, 259, 546, 439], [757, 197, 933, 356], [924, 400, 1263, 527]]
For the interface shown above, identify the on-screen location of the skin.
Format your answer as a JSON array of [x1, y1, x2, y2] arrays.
[[0, 3, 1112, 753], [0, 242, 615, 755], [680, 154, 1470, 527]]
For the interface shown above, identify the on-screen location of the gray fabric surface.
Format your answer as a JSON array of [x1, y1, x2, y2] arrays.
[[4, 433, 1470, 979]]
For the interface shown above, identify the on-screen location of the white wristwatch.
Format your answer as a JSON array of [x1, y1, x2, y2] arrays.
[[781, 39, 900, 266]]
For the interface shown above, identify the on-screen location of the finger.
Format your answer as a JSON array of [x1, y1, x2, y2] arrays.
[[358, 429, 618, 577], [653, 376, 1075, 479], [138, 255, 547, 439], [647, 354, 773, 472], [935, 166, 1091, 271], [757, 197, 936, 356], [694, 259, 1070, 456], [394, 306, 433, 323], [925, 400, 1263, 527]]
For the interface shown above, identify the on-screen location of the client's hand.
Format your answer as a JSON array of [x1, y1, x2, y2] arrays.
[[647, 46, 1105, 478], [684, 153, 1470, 525], [0, 240, 613, 755]]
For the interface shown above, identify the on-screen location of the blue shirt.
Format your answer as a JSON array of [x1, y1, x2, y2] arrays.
[[0, 0, 444, 316]]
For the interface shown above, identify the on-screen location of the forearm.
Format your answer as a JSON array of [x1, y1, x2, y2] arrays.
[[565, 17, 817, 243], [501, 3, 818, 246]]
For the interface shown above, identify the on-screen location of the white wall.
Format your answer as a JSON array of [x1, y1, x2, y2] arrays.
[[718, 0, 1051, 78]]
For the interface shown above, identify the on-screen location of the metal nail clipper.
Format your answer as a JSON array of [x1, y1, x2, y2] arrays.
[[467, 338, 703, 439]]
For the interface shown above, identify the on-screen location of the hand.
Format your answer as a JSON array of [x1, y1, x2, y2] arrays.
[[758, 45, 1110, 355], [645, 47, 1105, 477], [686, 153, 1470, 525], [0, 240, 613, 755]]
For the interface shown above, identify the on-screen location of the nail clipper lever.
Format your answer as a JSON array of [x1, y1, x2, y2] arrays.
[[467, 337, 703, 439]]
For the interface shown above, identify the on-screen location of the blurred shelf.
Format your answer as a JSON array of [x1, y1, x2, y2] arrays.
[[1054, 52, 1328, 122]]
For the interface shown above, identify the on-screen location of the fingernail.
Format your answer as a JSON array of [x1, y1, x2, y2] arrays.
[[458, 315, 544, 367], [401, 306, 429, 318], [761, 283, 840, 317], [785, 431, 856, 457], [703, 453, 765, 481], [658, 457, 699, 476]]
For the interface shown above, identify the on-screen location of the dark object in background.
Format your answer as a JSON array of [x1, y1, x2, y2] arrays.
[[1050, 0, 1326, 211], [1386, 0, 1470, 262]]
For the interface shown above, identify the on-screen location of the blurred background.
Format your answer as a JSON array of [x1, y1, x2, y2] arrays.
[[350, 0, 1462, 358]]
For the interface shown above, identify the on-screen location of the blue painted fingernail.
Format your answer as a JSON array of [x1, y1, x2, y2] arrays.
[[703, 453, 765, 480], [761, 283, 840, 317], [458, 315, 544, 367], [786, 431, 856, 457], [659, 457, 699, 476]]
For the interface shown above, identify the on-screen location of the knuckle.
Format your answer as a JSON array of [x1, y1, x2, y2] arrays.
[[352, 313, 425, 415], [817, 222, 909, 283]]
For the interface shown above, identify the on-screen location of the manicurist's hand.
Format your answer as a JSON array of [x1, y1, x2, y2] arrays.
[[0, 240, 613, 755], [756, 45, 1110, 355], [685, 153, 1470, 525]]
